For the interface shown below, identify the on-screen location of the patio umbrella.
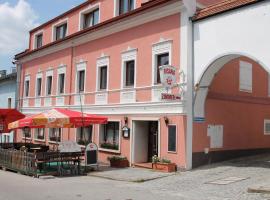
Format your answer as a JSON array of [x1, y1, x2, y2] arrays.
[[8, 108, 107, 130], [0, 109, 25, 133]]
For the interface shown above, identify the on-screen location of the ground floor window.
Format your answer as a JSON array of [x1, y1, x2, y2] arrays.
[[99, 121, 120, 151], [34, 128, 45, 140], [76, 126, 93, 146], [23, 130, 31, 138], [168, 125, 177, 152], [2, 135, 10, 143], [49, 128, 61, 142]]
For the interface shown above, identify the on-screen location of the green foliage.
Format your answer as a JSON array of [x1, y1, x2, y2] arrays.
[[107, 156, 127, 161], [152, 155, 172, 164]]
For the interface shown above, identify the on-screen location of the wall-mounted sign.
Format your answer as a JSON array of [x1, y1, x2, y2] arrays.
[[122, 126, 130, 139], [159, 65, 177, 90], [161, 93, 181, 101]]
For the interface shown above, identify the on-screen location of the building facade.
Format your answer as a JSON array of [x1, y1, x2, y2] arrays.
[[0, 70, 17, 143], [15, 0, 270, 169]]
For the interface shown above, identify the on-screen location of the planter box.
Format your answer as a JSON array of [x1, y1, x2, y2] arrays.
[[153, 163, 177, 173], [110, 160, 129, 168]]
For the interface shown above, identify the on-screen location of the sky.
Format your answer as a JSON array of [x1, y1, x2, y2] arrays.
[[0, 0, 86, 73]]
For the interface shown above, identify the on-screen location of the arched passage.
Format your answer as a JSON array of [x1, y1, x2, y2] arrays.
[[192, 55, 270, 167]]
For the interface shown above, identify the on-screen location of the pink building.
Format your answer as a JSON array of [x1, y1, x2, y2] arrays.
[[15, 0, 270, 169]]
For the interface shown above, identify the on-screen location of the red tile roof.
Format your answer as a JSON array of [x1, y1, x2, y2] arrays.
[[193, 0, 261, 21]]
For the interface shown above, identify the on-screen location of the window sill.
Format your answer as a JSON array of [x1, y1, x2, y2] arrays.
[[34, 139, 46, 142], [167, 151, 177, 154], [98, 148, 120, 154], [48, 141, 61, 144], [22, 137, 32, 140]]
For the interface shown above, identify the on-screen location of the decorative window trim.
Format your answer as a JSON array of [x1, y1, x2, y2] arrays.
[[264, 119, 270, 135], [51, 18, 69, 42], [152, 38, 172, 86], [33, 30, 44, 49], [24, 75, 30, 98], [121, 47, 137, 89], [98, 119, 121, 153], [167, 124, 177, 153], [78, 3, 100, 31], [35, 72, 43, 97], [239, 60, 252, 93], [45, 69, 54, 96], [96, 55, 110, 92], [57, 65, 66, 95], [114, 0, 137, 17]]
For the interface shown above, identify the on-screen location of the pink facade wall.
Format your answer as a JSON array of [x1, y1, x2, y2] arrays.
[[29, 0, 144, 50], [193, 57, 270, 153]]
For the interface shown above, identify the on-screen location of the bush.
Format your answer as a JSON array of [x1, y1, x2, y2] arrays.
[[107, 156, 127, 162]]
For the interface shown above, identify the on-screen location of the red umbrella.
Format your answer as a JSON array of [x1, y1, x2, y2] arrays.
[[8, 108, 107, 129], [0, 109, 25, 133]]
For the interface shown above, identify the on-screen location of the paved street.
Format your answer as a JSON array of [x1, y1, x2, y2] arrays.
[[1, 154, 270, 200]]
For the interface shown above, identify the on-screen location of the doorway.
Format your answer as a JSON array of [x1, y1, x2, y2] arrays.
[[132, 120, 159, 164]]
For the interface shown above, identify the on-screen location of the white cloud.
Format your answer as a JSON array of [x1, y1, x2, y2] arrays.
[[0, 0, 38, 56]]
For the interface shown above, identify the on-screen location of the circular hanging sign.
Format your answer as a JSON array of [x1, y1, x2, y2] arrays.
[[159, 65, 177, 90]]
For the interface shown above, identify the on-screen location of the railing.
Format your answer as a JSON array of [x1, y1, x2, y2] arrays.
[[0, 148, 37, 176]]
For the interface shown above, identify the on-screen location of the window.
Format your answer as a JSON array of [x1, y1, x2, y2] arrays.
[[23, 130, 31, 138], [124, 60, 135, 87], [36, 77, 42, 96], [76, 126, 93, 146], [168, 125, 177, 152], [8, 98, 12, 108], [239, 61, 252, 92], [25, 80, 30, 97], [77, 70, 85, 92], [46, 76, 52, 96], [55, 23, 67, 41], [99, 122, 120, 151], [49, 128, 61, 142], [3, 135, 10, 143], [119, 0, 134, 15], [58, 73, 65, 94], [99, 66, 107, 90], [264, 120, 270, 135], [83, 8, 99, 29], [35, 33, 43, 49], [34, 128, 45, 140], [156, 53, 169, 84]]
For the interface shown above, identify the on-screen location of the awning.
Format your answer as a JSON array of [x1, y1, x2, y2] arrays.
[[0, 109, 25, 133], [8, 108, 107, 130]]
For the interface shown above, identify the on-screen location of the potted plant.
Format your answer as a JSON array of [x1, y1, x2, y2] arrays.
[[107, 156, 129, 168], [152, 155, 177, 173]]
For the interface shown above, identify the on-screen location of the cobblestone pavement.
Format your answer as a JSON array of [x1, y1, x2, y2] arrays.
[[1, 154, 270, 200]]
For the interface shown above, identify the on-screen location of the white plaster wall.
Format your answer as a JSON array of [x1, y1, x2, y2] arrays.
[[194, 1, 270, 85]]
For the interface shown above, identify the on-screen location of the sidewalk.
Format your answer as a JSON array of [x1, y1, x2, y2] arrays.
[[248, 180, 270, 194], [88, 165, 178, 182]]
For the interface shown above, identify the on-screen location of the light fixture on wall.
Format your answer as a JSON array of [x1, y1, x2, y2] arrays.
[[164, 116, 169, 126]]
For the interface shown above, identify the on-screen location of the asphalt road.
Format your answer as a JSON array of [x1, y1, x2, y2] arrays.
[[1, 154, 270, 200]]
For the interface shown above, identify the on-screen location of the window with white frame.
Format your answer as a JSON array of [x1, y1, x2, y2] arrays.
[[99, 121, 120, 151], [82, 9, 99, 30], [24, 77, 30, 97], [98, 66, 107, 90], [49, 128, 61, 142], [35, 33, 43, 49], [36, 76, 42, 97], [115, 0, 135, 16], [121, 49, 137, 88], [23, 130, 31, 138], [168, 125, 177, 152], [152, 40, 172, 85], [76, 67, 85, 93], [239, 61, 252, 92], [58, 73, 65, 94], [76, 126, 93, 146], [46, 75, 53, 96], [34, 128, 45, 140], [53, 21, 67, 41], [264, 120, 270, 135]]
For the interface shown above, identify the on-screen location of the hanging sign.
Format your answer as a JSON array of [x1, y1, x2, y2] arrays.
[[159, 65, 177, 90], [85, 143, 98, 166]]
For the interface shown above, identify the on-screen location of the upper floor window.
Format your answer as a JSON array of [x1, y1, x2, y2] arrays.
[[54, 22, 67, 41], [24, 79, 30, 97], [35, 33, 43, 49], [36, 77, 42, 97], [58, 73, 65, 94], [124, 60, 135, 87], [77, 70, 85, 92], [83, 8, 99, 29], [99, 66, 107, 90], [119, 0, 134, 15], [46, 75, 52, 96], [156, 53, 169, 84]]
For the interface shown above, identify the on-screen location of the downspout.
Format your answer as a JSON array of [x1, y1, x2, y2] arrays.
[[14, 61, 22, 142]]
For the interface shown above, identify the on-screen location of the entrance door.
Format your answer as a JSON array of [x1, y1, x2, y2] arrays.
[[148, 121, 159, 162]]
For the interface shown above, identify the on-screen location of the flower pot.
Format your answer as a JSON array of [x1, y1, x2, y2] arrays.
[[110, 159, 129, 168], [152, 163, 177, 173]]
